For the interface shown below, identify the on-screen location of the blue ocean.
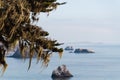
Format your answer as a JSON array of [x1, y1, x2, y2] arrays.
[[0, 43, 120, 80]]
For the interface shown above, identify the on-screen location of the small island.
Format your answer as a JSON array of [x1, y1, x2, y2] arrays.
[[74, 48, 95, 53], [64, 46, 74, 51]]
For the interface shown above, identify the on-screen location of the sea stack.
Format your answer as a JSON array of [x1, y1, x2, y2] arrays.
[[51, 64, 73, 79], [9, 48, 22, 58]]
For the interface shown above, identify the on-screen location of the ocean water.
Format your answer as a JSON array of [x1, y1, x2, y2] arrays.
[[0, 44, 120, 80]]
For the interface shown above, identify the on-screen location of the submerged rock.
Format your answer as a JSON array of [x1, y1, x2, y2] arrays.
[[51, 65, 73, 79]]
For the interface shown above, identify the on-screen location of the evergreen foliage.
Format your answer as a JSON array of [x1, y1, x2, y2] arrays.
[[0, 0, 65, 74]]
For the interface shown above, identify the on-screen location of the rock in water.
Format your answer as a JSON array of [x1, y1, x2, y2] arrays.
[[51, 64, 73, 79], [9, 48, 22, 58], [9, 48, 36, 58], [74, 48, 95, 53]]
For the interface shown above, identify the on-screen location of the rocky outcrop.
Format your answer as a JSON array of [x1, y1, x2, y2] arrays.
[[9, 48, 34, 58], [51, 65, 73, 79], [74, 48, 95, 53], [64, 46, 74, 51], [9, 48, 22, 58]]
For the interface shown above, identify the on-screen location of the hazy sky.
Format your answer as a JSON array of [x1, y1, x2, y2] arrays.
[[37, 0, 120, 44]]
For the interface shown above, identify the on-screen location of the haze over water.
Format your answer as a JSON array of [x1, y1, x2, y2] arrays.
[[1, 43, 120, 80], [38, 0, 120, 44]]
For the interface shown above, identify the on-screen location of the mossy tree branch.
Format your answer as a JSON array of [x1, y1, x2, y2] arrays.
[[0, 0, 65, 74]]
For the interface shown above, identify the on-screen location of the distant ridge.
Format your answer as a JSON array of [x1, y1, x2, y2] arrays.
[[65, 42, 104, 44]]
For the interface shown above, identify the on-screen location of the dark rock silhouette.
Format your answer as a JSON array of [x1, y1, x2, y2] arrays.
[[64, 46, 74, 51], [52, 77, 71, 80], [74, 48, 95, 53], [9, 48, 22, 58], [51, 65, 73, 79], [9, 48, 35, 58]]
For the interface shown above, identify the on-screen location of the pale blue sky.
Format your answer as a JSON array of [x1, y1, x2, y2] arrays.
[[37, 0, 120, 44]]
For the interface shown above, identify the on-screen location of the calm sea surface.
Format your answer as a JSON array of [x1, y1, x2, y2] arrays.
[[0, 44, 120, 80]]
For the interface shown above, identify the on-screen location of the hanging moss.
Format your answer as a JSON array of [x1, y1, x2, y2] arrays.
[[0, 0, 65, 75]]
